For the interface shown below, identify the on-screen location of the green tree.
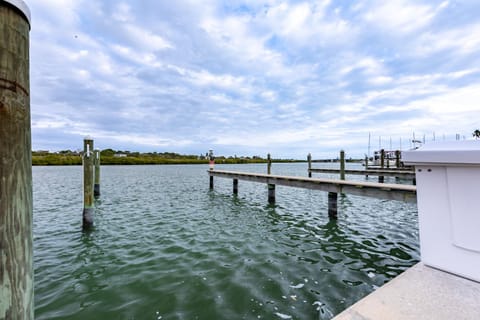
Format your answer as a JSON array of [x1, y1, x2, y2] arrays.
[[473, 129, 480, 139], [100, 148, 116, 157]]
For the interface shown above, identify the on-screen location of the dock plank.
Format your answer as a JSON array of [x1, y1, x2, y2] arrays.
[[208, 170, 416, 203], [309, 168, 415, 179]]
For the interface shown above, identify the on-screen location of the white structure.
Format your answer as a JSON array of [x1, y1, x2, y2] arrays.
[[403, 140, 480, 282]]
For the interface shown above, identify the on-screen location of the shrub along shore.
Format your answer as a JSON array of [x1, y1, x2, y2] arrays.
[[32, 149, 304, 166]]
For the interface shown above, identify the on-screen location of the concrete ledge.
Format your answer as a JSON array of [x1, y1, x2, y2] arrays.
[[333, 262, 480, 320]]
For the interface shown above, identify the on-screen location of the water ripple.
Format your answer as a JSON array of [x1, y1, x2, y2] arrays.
[[33, 163, 419, 319]]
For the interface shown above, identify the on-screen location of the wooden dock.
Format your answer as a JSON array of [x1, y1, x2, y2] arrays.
[[208, 170, 416, 217], [309, 168, 415, 179]]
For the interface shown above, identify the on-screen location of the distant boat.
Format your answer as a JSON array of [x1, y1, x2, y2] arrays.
[[369, 150, 398, 167]]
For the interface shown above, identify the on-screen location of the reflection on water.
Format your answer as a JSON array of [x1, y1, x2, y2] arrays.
[[33, 163, 419, 319]]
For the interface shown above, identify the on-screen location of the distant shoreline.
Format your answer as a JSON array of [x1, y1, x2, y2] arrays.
[[32, 150, 362, 166]]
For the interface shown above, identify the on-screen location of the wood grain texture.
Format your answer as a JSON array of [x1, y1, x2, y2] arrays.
[[0, 3, 33, 320], [83, 139, 95, 229]]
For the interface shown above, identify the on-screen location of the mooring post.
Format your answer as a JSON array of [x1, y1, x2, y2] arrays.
[[208, 149, 214, 189], [0, 2, 33, 318], [83, 137, 95, 229], [94, 149, 100, 198], [268, 184, 276, 204], [267, 153, 272, 174], [308, 153, 312, 177], [233, 179, 238, 194], [364, 155, 369, 178], [379, 149, 385, 183], [328, 192, 338, 219], [208, 149, 214, 170], [395, 150, 401, 168], [340, 150, 345, 180], [380, 149, 385, 168]]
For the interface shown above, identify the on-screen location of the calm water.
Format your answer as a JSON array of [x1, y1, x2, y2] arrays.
[[33, 163, 419, 319]]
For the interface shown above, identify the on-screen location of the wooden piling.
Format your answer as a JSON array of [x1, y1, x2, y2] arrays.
[[83, 137, 95, 229], [328, 192, 338, 219], [340, 150, 345, 180], [233, 178, 238, 194], [364, 156, 369, 178], [267, 153, 272, 174], [379, 149, 385, 183], [308, 153, 312, 177], [94, 149, 100, 197], [208, 149, 214, 170], [380, 149, 385, 168], [395, 150, 401, 168], [268, 184, 276, 204], [0, 2, 33, 318]]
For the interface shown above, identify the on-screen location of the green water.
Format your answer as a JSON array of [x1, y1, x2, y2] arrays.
[[33, 163, 419, 319]]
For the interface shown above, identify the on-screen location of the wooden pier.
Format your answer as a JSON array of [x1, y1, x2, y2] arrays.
[[309, 168, 415, 179], [208, 170, 416, 217]]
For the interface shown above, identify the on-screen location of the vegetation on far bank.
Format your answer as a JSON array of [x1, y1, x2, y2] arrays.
[[32, 149, 307, 166]]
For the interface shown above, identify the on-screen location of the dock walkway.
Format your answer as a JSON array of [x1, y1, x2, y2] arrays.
[[309, 168, 415, 179], [208, 170, 417, 212], [333, 263, 480, 320]]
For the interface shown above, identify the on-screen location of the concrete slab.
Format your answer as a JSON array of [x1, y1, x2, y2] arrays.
[[333, 263, 480, 320]]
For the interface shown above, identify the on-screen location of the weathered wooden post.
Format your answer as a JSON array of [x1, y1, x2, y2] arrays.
[[380, 149, 385, 168], [307, 153, 312, 177], [209, 150, 214, 189], [267, 153, 271, 174], [83, 137, 95, 229], [340, 150, 345, 180], [328, 192, 338, 219], [94, 149, 100, 197], [268, 184, 275, 204], [364, 155, 369, 178], [379, 149, 385, 183], [0, 1, 33, 318], [233, 179, 238, 194], [395, 150, 401, 168]]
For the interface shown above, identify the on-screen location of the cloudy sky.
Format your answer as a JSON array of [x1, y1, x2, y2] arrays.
[[27, 0, 480, 158]]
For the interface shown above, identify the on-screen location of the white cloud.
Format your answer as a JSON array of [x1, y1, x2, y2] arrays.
[[363, 0, 441, 34], [26, 0, 480, 157], [413, 22, 480, 56]]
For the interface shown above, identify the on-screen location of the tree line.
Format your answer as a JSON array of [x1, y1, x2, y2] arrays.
[[31, 149, 303, 166]]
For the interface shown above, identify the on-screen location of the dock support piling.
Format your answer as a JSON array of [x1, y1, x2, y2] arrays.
[[267, 153, 271, 174], [94, 149, 100, 198], [268, 184, 276, 204], [395, 150, 401, 168], [328, 192, 338, 219], [83, 137, 95, 229], [0, 2, 33, 318], [380, 149, 385, 168], [340, 150, 345, 180], [379, 149, 385, 183], [364, 156, 369, 178], [233, 179, 238, 194], [308, 153, 312, 177], [210, 176, 214, 189]]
